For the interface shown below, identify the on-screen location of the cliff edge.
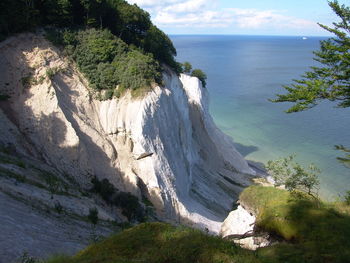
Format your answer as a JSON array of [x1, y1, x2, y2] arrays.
[[0, 33, 255, 260]]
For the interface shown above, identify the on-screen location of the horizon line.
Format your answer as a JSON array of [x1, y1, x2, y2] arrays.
[[168, 33, 331, 38]]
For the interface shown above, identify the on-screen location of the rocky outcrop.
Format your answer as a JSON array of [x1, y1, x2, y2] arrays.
[[0, 32, 255, 248], [220, 205, 271, 250]]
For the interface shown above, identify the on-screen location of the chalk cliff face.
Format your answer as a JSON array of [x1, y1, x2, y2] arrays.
[[0, 33, 255, 235]]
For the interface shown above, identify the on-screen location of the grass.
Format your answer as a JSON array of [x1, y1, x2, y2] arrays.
[[34, 186, 350, 263], [43, 223, 261, 263], [240, 185, 350, 263]]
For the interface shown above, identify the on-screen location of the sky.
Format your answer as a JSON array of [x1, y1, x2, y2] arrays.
[[125, 0, 348, 36]]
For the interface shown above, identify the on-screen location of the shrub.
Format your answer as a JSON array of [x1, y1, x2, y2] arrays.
[[266, 155, 320, 196], [191, 69, 207, 87], [0, 94, 10, 101], [345, 191, 350, 205], [88, 207, 99, 226], [183, 62, 192, 73], [50, 28, 163, 96], [90, 176, 115, 204], [113, 192, 144, 221], [19, 251, 37, 263], [113, 49, 161, 91], [46, 68, 56, 80], [54, 201, 63, 214]]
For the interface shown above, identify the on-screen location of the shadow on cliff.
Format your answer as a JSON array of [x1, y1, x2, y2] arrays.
[[2, 36, 131, 192]]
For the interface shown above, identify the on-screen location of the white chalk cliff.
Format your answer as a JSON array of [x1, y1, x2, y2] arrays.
[[0, 33, 256, 236]]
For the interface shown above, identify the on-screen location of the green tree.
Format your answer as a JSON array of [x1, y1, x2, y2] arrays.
[[266, 155, 320, 197], [271, 1, 350, 113], [88, 207, 99, 225], [142, 25, 178, 72], [183, 62, 192, 74], [191, 69, 207, 87]]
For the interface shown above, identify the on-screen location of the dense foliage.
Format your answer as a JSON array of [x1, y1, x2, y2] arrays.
[[90, 176, 145, 221], [0, 0, 178, 71], [271, 1, 350, 113], [48, 28, 162, 93], [0, 0, 181, 96], [191, 69, 207, 88]]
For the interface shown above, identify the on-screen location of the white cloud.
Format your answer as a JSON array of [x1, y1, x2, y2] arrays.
[[126, 0, 319, 32], [228, 8, 317, 30]]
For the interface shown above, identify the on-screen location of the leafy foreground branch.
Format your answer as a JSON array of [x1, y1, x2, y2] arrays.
[[270, 1, 350, 113]]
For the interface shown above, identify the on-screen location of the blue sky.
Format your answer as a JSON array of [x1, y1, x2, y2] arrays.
[[126, 0, 348, 36]]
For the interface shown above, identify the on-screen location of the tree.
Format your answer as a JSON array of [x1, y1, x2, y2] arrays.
[[183, 62, 192, 74], [270, 1, 350, 113], [88, 207, 99, 226], [88, 207, 99, 243], [266, 155, 320, 197], [142, 25, 178, 72], [191, 69, 207, 87]]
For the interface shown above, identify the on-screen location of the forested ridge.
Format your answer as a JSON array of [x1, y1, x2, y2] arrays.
[[0, 0, 183, 95]]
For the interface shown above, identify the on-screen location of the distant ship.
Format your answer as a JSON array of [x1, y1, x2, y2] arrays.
[[302, 37, 308, 40]]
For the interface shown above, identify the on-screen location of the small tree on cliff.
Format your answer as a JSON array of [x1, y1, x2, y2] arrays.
[[183, 62, 192, 73], [191, 69, 207, 88], [266, 155, 320, 197]]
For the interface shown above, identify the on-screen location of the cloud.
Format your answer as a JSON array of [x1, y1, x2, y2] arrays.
[[126, 0, 319, 32], [228, 8, 317, 30]]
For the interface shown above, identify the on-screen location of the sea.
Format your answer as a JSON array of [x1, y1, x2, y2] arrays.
[[170, 35, 350, 200]]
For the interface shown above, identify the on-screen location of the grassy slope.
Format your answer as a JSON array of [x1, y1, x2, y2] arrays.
[[241, 185, 350, 263], [45, 223, 261, 263], [44, 186, 350, 263]]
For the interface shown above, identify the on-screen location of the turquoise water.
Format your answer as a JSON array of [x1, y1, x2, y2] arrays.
[[171, 35, 350, 199]]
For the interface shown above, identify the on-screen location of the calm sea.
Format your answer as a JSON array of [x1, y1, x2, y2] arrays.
[[171, 35, 350, 199]]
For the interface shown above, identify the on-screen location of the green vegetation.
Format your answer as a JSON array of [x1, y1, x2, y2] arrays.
[[183, 61, 192, 73], [240, 185, 350, 262], [43, 223, 261, 263], [48, 28, 162, 95], [16, 185, 350, 263], [266, 155, 320, 196], [88, 208, 99, 226], [0, 0, 179, 81], [90, 176, 116, 203], [179, 61, 207, 87], [271, 1, 350, 113], [191, 69, 207, 87], [345, 190, 350, 205], [90, 176, 145, 221]]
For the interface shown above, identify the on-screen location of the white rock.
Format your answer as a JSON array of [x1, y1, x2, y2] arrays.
[[220, 205, 255, 238]]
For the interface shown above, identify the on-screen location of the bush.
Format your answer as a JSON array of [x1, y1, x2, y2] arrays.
[[88, 207, 99, 226], [345, 191, 350, 205], [191, 69, 207, 87], [90, 176, 115, 204], [113, 192, 144, 221], [47, 28, 163, 96], [113, 49, 161, 91], [266, 155, 320, 196], [183, 62, 192, 73]]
